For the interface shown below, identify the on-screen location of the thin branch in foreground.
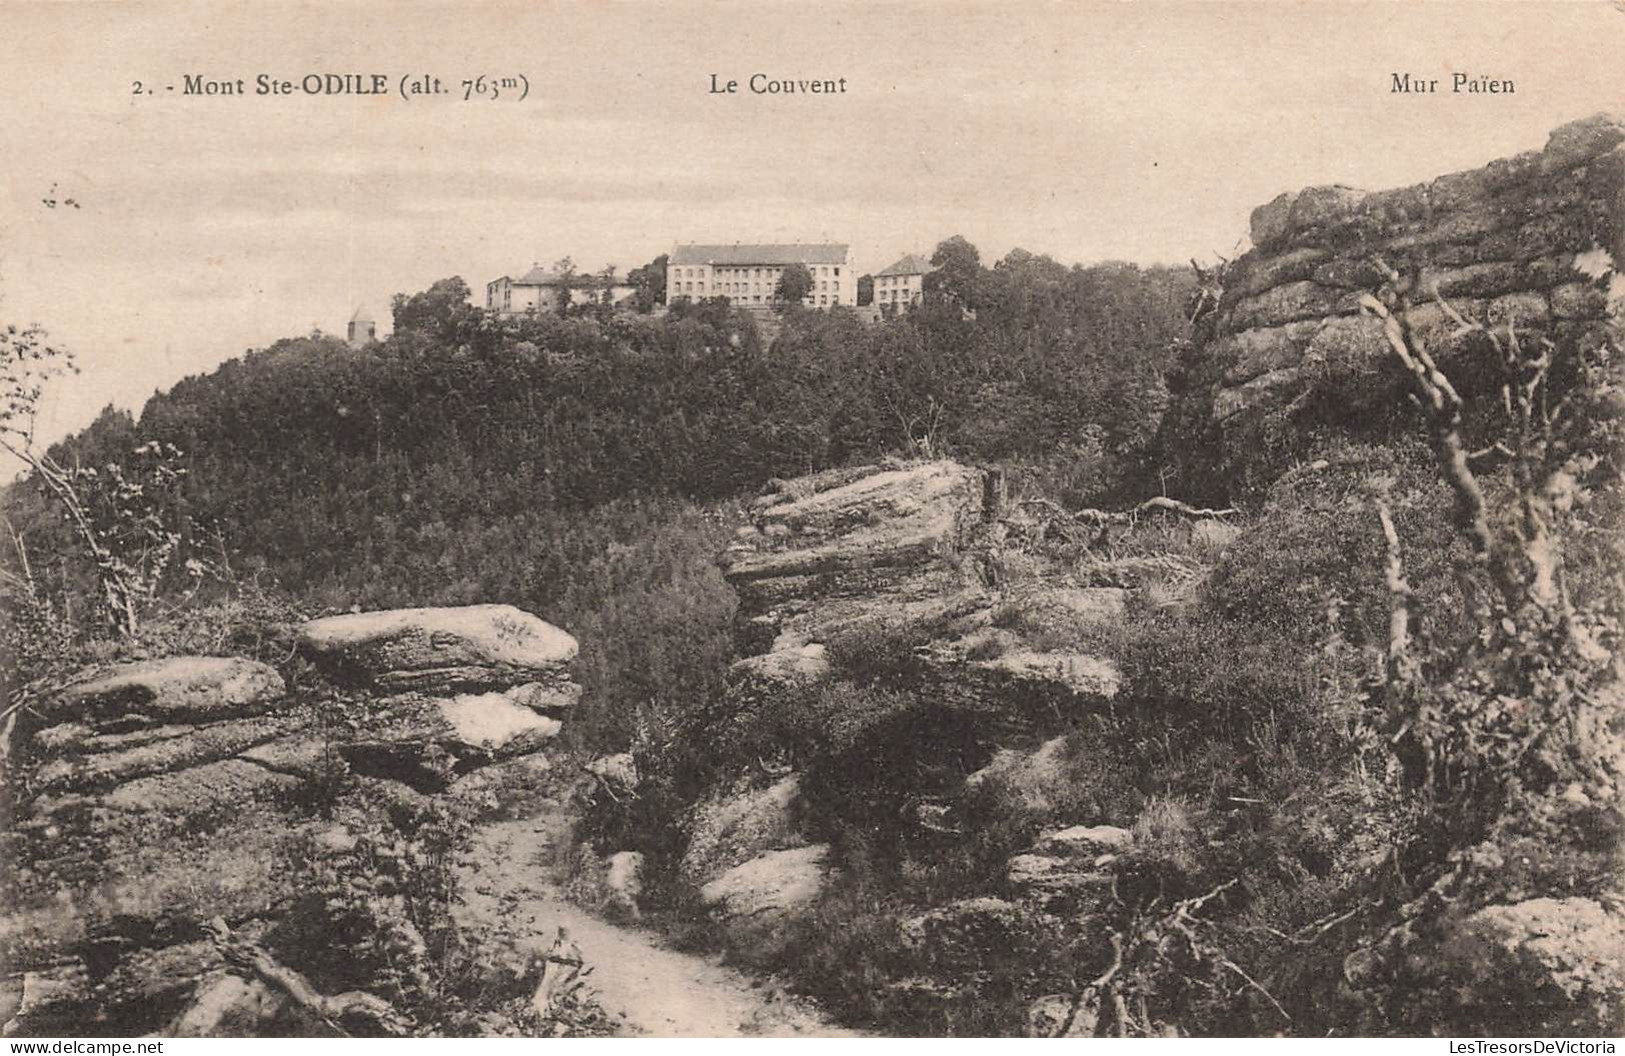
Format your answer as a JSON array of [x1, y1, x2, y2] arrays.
[[205, 917, 412, 1036], [1013, 495, 1238, 528], [1375, 502, 1414, 684]]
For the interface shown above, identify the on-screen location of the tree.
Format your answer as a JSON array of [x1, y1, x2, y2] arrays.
[[391, 277, 475, 339], [596, 264, 619, 311], [1352, 255, 1625, 1032], [774, 264, 814, 311], [627, 254, 668, 312], [857, 274, 874, 307], [0, 326, 193, 638], [926, 235, 983, 310], [552, 257, 577, 314]]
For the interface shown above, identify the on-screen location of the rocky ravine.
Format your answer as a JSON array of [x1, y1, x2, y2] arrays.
[[2, 604, 580, 1036]]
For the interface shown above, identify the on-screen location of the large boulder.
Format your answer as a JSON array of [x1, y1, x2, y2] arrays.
[[723, 461, 990, 666], [602, 851, 645, 923], [700, 844, 832, 966], [1437, 897, 1625, 1035], [48, 657, 286, 723], [298, 604, 577, 693], [1208, 112, 1625, 446], [682, 775, 806, 885], [898, 897, 1037, 971]]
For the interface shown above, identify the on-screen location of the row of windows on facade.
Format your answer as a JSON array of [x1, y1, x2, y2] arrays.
[[676, 279, 841, 292], [671, 265, 842, 279], [672, 283, 840, 305]]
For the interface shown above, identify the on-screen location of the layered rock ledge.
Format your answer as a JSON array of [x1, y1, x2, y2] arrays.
[[722, 460, 1122, 721], [1207, 112, 1625, 424], [3, 603, 578, 1036]]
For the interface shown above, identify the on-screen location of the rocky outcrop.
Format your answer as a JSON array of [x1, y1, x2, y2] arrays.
[[722, 462, 1122, 726], [1438, 898, 1625, 1036], [299, 604, 578, 694], [1207, 113, 1624, 425], [1006, 825, 1133, 909], [723, 461, 990, 659], [681, 774, 807, 886], [4, 603, 579, 1037], [5, 656, 310, 1036], [699, 844, 833, 966]]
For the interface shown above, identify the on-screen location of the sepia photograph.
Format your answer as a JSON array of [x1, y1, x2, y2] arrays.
[[1, 0, 1623, 1041]]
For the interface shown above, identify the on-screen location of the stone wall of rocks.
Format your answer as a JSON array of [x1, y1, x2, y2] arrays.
[[2, 604, 577, 1036], [1206, 112, 1624, 425]]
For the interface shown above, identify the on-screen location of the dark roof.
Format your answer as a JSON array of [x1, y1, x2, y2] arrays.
[[516, 266, 570, 285], [669, 243, 849, 266], [507, 267, 631, 288], [876, 253, 934, 277]]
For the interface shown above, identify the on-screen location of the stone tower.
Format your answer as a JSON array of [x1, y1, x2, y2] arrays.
[[347, 306, 376, 348]]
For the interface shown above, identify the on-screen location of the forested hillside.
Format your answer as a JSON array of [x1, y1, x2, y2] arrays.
[[11, 253, 1189, 607]]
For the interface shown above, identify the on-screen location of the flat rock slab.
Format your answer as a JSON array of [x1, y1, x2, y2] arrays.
[[102, 757, 301, 815], [336, 692, 561, 790], [1035, 824, 1134, 857], [973, 650, 1122, 701], [31, 715, 301, 794], [298, 604, 578, 692], [700, 843, 830, 920], [436, 692, 562, 753], [51, 657, 286, 723]]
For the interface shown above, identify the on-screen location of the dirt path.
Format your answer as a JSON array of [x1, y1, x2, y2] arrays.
[[457, 815, 858, 1038]]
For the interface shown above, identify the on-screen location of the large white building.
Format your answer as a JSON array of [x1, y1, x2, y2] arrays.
[[873, 253, 934, 310], [666, 243, 855, 308], [486, 265, 637, 316]]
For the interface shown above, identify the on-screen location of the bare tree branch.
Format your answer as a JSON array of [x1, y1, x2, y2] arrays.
[[205, 917, 412, 1036]]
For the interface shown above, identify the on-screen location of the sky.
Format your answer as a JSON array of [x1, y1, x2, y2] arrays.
[[1, 0, 1623, 455]]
